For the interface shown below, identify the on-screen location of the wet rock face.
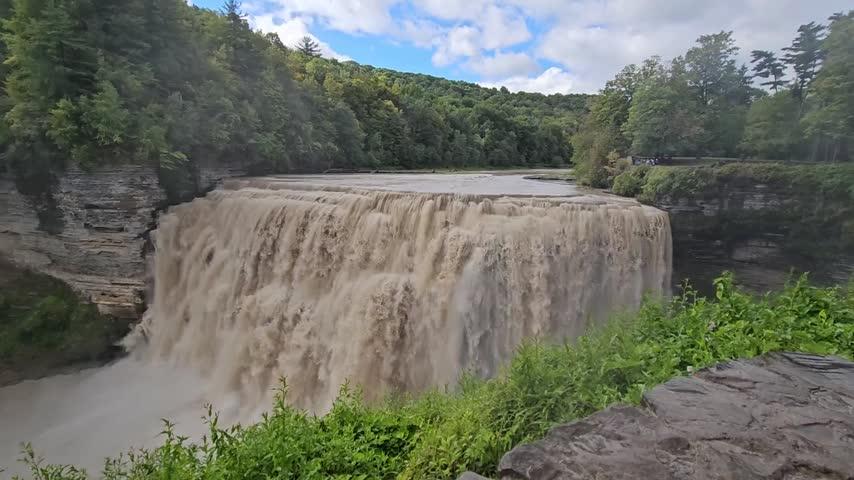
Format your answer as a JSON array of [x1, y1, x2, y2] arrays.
[[0, 165, 242, 318], [466, 353, 854, 480], [656, 185, 854, 295]]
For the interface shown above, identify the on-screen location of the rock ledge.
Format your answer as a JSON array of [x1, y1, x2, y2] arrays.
[[462, 352, 854, 480]]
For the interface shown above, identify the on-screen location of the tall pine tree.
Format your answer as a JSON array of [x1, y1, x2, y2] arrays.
[[750, 50, 786, 92], [783, 22, 826, 98]]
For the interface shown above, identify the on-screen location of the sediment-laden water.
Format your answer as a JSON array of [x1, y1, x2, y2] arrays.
[[0, 174, 671, 474]]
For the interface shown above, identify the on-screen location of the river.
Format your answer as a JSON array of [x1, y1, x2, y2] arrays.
[[0, 173, 672, 476]]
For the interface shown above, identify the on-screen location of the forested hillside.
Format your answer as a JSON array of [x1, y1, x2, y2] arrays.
[[0, 0, 588, 194], [573, 11, 854, 187]]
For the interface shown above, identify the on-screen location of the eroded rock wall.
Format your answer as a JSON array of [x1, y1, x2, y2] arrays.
[[656, 184, 854, 294], [0, 165, 242, 318]]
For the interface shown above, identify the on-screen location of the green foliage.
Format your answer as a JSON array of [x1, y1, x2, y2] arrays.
[[0, 0, 587, 192], [571, 61, 659, 187], [630, 162, 854, 204], [0, 266, 124, 374], [21, 275, 854, 479], [739, 92, 803, 159], [611, 164, 649, 197], [750, 50, 786, 92], [573, 13, 853, 187], [801, 12, 854, 162], [625, 68, 702, 155], [783, 21, 826, 97], [294, 36, 321, 57]]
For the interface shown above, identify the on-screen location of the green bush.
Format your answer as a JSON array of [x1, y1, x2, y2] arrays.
[[631, 162, 854, 204], [20, 274, 854, 479], [611, 165, 649, 197]]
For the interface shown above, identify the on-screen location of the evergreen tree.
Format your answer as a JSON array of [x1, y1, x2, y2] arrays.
[[750, 50, 786, 92], [295, 36, 321, 57], [783, 22, 826, 97]]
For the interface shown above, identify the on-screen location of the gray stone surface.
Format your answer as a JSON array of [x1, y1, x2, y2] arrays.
[[491, 353, 854, 480], [457, 473, 492, 480], [656, 184, 854, 295], [0, 165, 242, 318]]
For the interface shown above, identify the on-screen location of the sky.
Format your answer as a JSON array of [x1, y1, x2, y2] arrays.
[[189, 0, 850, 94]]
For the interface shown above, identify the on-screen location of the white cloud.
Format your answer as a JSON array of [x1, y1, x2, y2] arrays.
[[479, 5, 531, 50], [250, 14, 350, 60], [412, 0, 490, 21], [534, 0, 851, 93], [266, 0, 397, 35], [479, 67, 580, 95], [243, 0, 852, 94], [431, 25, 480, 66], [466, 52, 538, 79]]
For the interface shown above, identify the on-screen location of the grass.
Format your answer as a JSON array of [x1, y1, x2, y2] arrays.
[[13, 273, 854, 480], [0, 264, 125, 384]]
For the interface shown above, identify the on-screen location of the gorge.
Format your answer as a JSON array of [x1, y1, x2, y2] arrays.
[[0, 173, 672, 473]]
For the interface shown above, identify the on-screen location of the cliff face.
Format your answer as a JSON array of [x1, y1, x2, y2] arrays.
[[655, 183, 854, 294], [0, 165, 242, 319]]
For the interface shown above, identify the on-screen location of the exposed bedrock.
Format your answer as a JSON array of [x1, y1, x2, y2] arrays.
[[461, 352, 854, 480], [0, 165, 243, 319]]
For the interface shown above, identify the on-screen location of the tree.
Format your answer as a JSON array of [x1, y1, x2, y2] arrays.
[[740, 92, 803, 159], [683, 32, 753, 155], [266, 32, 287, 51], [570, 59, 664, 186], [783, 22, 826, 98], [684, 32, 743, 105], [801, 12, 853, 161], [295, 36, 321, 57], [0, 0, 583, 188], [222, 0, 243, 23], [624, 67, 703, 156], [750, 50, 786, 92]]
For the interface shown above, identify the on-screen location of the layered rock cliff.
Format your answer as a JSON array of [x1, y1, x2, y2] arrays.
[[643, 166, 854, 294], [0, 165, 242, 318]]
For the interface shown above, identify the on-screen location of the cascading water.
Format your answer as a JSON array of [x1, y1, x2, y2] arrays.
[[0, 174, 671, 474], [132, 176, 672, 412]]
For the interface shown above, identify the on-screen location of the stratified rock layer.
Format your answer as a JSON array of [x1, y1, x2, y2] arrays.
[[0, 165, 241, 318], [656, 183, 854, 295], [492, 353, 854, 480]]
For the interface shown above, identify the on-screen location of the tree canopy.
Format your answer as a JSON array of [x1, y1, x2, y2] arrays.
[[0, 0, 589, 198], [573, 12, 854, 186]]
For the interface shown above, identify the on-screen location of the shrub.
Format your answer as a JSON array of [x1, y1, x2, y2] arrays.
[[611, 165, 649, 197]]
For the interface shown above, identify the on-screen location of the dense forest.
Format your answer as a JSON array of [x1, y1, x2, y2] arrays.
[[574, 11, 854, 187], [0, 0, 588, 197], [0, 1, 851, 193]]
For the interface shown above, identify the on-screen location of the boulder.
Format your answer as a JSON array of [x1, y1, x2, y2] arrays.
[[462, 352, 854, 480]]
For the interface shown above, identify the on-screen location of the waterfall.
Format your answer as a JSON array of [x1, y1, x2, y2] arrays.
[[130, 179, 672, 413]]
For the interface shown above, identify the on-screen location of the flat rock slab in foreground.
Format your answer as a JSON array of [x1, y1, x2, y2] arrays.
[[466, 352, 854, 480]]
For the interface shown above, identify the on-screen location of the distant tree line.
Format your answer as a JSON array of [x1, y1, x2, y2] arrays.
[[574, 12, 854, 187], [0, 0, 589, 198]]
